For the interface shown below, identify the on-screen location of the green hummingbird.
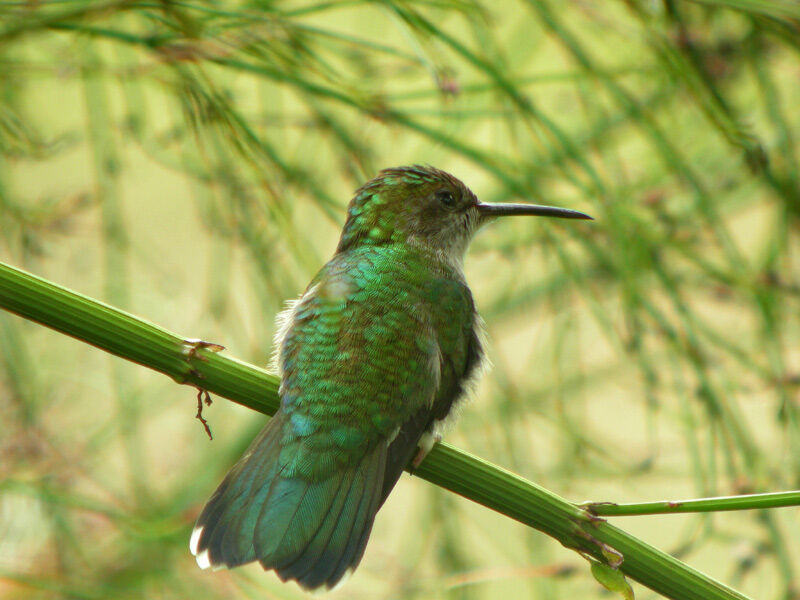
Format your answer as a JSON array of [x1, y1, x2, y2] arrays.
[[190, 165, 591, 590]]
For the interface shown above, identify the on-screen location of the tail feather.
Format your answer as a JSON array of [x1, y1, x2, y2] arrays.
[[253, 476, 332, 564], [194, 415, 285, 567], [278, 445, 385, 590], [327, 445, 385, 587], [270, 470, 353, 578], [191, 412, 389, 591], [215, 462, 281, 566]]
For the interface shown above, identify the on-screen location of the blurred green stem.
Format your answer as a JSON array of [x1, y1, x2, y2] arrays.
[[0, 260, 752, 600], [585, 491, 800, 516]]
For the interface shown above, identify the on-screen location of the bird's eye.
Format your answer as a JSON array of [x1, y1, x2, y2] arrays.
[[436, 190, 455, 207]]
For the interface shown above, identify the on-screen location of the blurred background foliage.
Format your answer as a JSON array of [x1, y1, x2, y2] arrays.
[[0, 0, 799, 598]]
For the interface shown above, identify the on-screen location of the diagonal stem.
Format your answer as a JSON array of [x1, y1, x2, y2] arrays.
[[0, 260, 751, 600]]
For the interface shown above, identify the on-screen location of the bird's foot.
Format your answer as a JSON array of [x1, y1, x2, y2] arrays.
[[411, 431, 442, 470]]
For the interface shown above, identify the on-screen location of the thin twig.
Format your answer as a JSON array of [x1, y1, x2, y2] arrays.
[[195, 388, 213, 440]]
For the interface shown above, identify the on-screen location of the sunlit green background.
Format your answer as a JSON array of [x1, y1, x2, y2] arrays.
[[1, 1, 799, 599]]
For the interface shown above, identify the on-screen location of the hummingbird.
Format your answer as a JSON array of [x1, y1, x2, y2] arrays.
[[189, 165, 591, 591]]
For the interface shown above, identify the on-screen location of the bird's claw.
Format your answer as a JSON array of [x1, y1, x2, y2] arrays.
[[411, 432, 442, 470]]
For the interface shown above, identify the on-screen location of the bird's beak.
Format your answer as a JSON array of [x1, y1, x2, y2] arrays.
[[476, 202, 593, 221]]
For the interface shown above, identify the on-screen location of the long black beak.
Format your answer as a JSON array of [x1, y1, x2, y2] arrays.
[[477, 202, 592, 220]]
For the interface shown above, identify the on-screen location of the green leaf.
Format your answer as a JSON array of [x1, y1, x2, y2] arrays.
[[591, 561, 635, 600]]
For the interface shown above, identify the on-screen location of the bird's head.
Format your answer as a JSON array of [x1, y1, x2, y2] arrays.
[[337, 165, 591, 262]]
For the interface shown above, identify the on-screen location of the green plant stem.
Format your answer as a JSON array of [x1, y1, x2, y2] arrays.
[[686, 0, 800, 20], [584, 491, 800, 516], [0, 261, 278, 414], [0, 260, 752, 600]]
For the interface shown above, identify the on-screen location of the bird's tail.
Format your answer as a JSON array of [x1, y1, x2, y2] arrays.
[[190, 412, 387, 591]]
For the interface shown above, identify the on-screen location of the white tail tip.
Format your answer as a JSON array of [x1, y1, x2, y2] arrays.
[[196, 548, 212, 570], [189, 525, 204, 556], [328, 568, 354, 592]]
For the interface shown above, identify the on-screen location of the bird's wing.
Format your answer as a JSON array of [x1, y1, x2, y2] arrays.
[[379, 276, 481, 505]]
